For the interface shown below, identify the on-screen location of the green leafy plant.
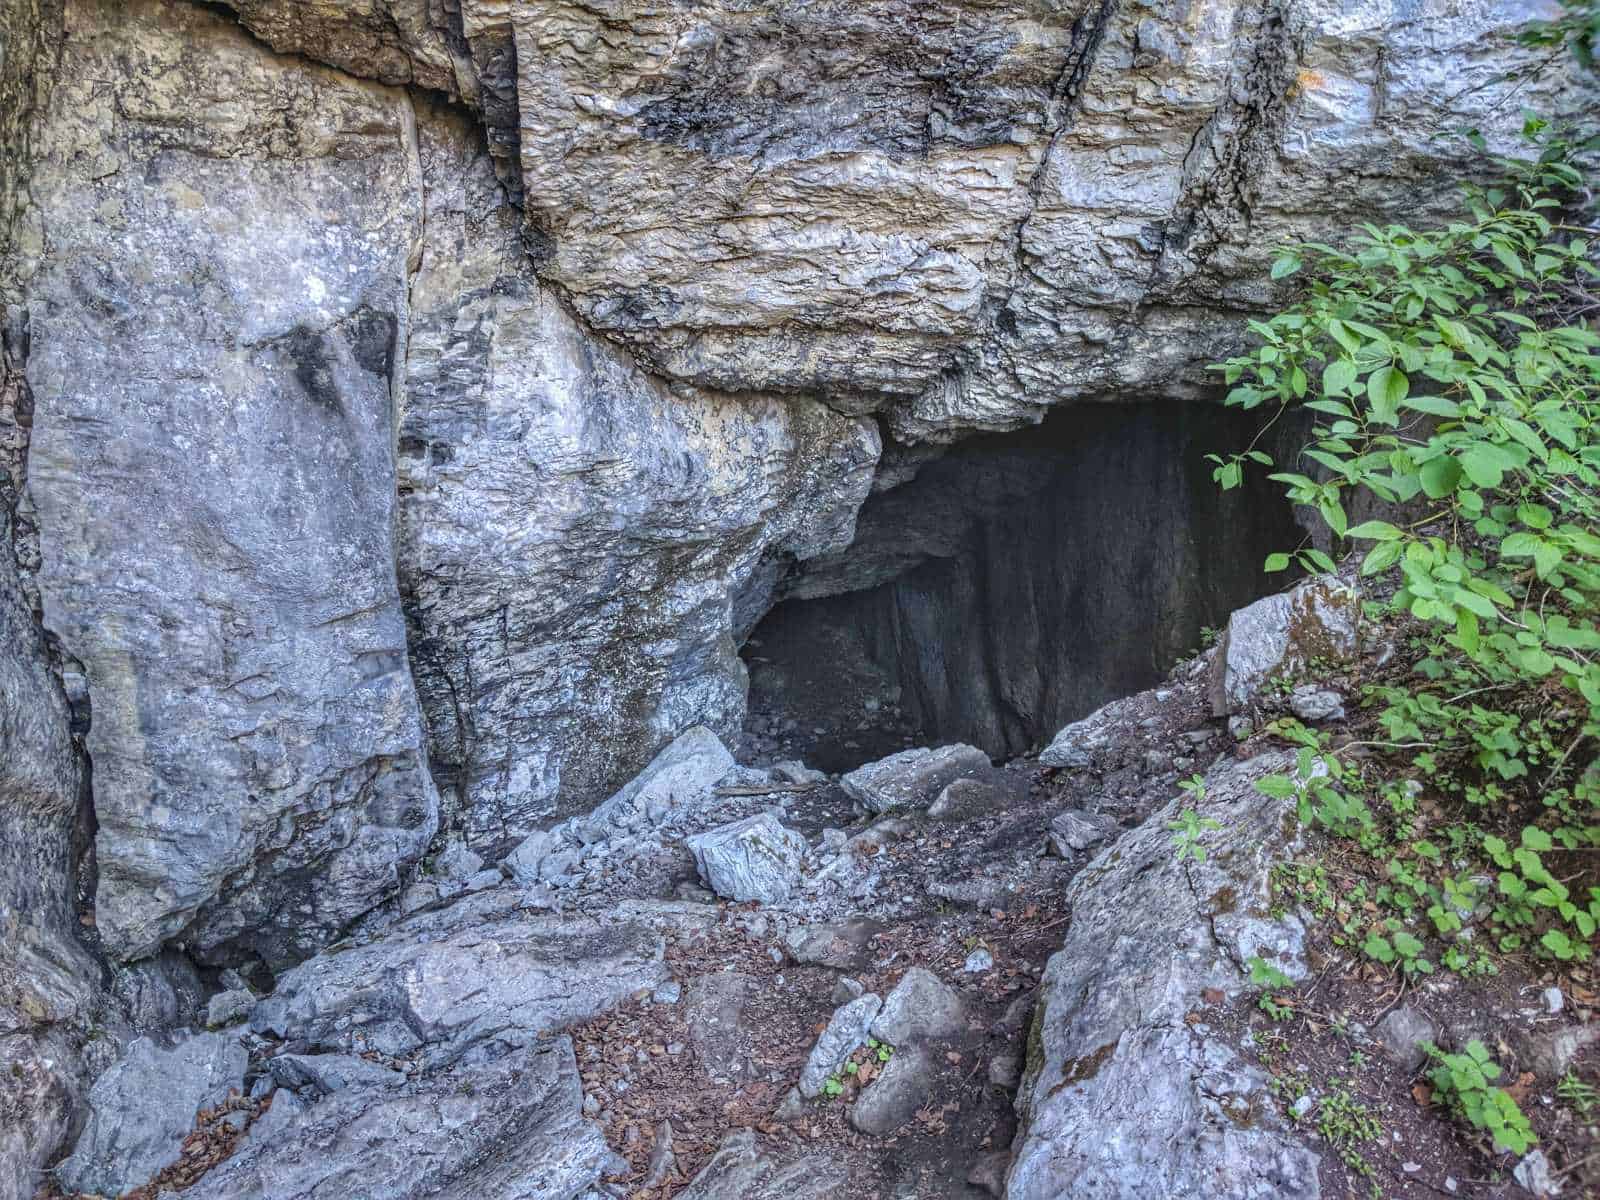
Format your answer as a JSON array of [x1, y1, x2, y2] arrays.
[[1425, 1040, 1537, 1153], [1214, 117, 1600, 968], [1247, 955, 1296, 1020], [1169, 808, 1220, 863], [1317, 1082, 1384, 1178], [1558, 1069, 1598, 1117]]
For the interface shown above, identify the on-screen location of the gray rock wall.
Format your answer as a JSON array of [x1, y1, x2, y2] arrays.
[[397, 102, 877, 845], [19, 0, 440, 966], [3, 0, 1589, 982]]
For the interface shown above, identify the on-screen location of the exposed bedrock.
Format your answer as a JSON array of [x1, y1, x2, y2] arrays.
[[18, 0, 441, 967], [399, 103, 879, 848], [2, 0, 1591, 983], [206, 0, 1588, 431], [749, 402, 1303, 760]]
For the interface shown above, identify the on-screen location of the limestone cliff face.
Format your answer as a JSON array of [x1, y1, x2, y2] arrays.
[[0, 0, 1585, 972]]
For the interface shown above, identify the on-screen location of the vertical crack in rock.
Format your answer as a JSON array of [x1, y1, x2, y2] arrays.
[[1140, 0, 1300, 306]]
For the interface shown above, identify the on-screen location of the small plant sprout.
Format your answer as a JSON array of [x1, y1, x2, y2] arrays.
[[1169, 797, 1220, 863]]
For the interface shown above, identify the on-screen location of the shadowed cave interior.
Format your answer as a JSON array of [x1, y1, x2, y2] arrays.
[[740, 400, 1305, 773]]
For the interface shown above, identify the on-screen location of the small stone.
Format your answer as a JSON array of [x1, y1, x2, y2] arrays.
[[1513, 1149, 1557, 1197], [1046, 810, 1119, 856], [435, 838, 485, 881], [673, 880, 717, 904], [399, 880, 439, 914], [583, 1093, 600, 1117], [773, 1087, 806, 1123], [1373, 1005, 1438, 1075], [831, 977, 865, 1006], [771, 760, 827, 787], [1514, 1023, 1600, 1079], [666, 1042, 685, 1056], [964, 948, 994, 974], [205, 988, 255, 1029], [927, 778, 1002, 820], [988, 1053, 1021, 1089], [1290, 1095, 1314, 1119], [1402, 1161, 1422, 1174], [1289, 684, 1346, 722], [1445, 1177, 1458, 1193], [968, 1151, 1011, 1197], [1541, 986, 1564, 1015], [652, 980, 683, 1005]]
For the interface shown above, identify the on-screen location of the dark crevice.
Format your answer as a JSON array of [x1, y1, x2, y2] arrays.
[[741, 399, 1306, 770]]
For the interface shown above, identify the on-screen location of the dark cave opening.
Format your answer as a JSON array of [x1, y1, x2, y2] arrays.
[[740, 400, 1304, 772]]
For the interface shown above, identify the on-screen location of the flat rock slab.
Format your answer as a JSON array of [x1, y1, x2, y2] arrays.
[[249, 889, 664, 1064], [677, 1130, 847, 1200], [686, 813, 807, 904], [841, 745, 990, 813], [56, 1032, 246, 1197], [192, 1039, 605, 1200]]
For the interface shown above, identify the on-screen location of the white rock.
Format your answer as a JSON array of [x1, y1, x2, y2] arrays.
[[799, 994, 882, 1099], [841, 745, 990, 813], [686, 814, 808, 904]]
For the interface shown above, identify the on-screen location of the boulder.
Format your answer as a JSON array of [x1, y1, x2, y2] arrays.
[[570, 727, 737, 845], [870, 967, 965, 1046], [686, 814, 808, 904], [1008, 752, 1318, 1200], [841, 745, 989, 813], [849, 1047, 932, 1136], [1209, 578, 1362, 716], [799, 993, 882, 1099], [249, 889, 664, 1065], [56, 1032, 247, 1197], [192, 1038, 608, 1200], [676, 1130, 847, 1200]]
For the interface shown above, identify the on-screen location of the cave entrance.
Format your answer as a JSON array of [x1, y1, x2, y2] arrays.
[[740, 400, 1303, 772]]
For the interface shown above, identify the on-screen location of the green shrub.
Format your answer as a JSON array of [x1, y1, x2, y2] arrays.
[[1212, 113, 1600, 966]]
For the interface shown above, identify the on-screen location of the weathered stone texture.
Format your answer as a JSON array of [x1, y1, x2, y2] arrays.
[[20, 0, 439, 965], [398, 106, 878, 841], [1007, 752, 1317, 1199]]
